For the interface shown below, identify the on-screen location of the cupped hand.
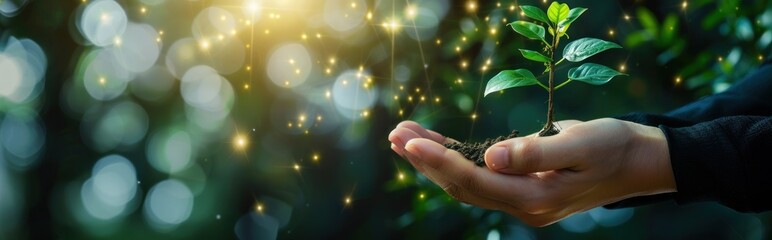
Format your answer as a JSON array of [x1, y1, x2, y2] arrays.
[[388, 119, 676, 226]]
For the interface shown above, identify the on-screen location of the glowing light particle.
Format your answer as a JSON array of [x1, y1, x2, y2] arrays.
[[406, 5, 417, 19], [682, 1, 688, 10], [244, 84, 250, 89], [609, 29, 615, 36], [467, 1, 477, 11], [99, 77, 106, 85], [471, 113, 477, 120], [113, 37, 122, 46], [675, 76, 681, 84], [345, 197, 351, 205], [367, 11, 372, 20], [419, 193, 425, 199], [398, 172, 405, 180], [293, 164, 300, 171], [313, 154, 319, 161], [255, 203, 263, 213], [234, 135, 247, 149], [624, 14, 631, 21], [140, 7, 146, 14], [619, 64, 626, 72], [200, 40, 210, 50]]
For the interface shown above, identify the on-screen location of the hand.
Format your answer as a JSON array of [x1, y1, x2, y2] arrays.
[[388, 119, 676, 226]]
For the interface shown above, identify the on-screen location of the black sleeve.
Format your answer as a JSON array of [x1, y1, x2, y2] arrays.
[[605, 60, 772, 211]]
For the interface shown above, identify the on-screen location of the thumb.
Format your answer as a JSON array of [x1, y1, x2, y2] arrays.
[[484, 135, 580, 174]]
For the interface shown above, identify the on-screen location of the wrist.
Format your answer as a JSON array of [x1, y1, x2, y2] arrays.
[[626, 122, 677, 195]]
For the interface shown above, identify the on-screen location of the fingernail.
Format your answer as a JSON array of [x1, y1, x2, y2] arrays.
[[486, 146, 509, 170], [404, 140, 423, 160]]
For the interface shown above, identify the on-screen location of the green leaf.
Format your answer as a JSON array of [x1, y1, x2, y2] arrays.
[[563, 38, 622, 62], [519, 49, 551, 63], [508, 21, 546, 42], [567, 63, 626, 85], [558, 7, 587, 32], [484, 69, 539, 96], [636, 7, 659, 36], [520, 5, 550, 25], [660, 13, 679, 44], [547, 2, 570, 25]]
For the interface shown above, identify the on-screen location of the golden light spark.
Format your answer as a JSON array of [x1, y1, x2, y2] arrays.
[[200, 40, 211, 50], [294, 163, 301, 171], [406, 5, 417, 19], [466, 1, 477, 12], [471, 113, 477, 120], [675, 76, 682, 84], [624, 14, 631, 21], [140, 7, 146, 14], [345, 197, 352, 205], [398, 172, 405, 181], [312, 154, 320, 162], [682, 1, 688, 10], [255, 203, 264, 213], [99, 77, 106, 85], [619, 64, 626, 72], [609, 29, 615, 36], [234, 135, 247, 149], [113, 37, 122, 46]]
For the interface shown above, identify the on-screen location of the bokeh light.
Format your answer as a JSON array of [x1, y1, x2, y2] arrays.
[[80, 154, 138, 220], [143, 179, 194, 231], [266, 43, 312, 88], [146, 128, 194, 174], [79, 0, 127, 47], [0, 108, 45, 170]]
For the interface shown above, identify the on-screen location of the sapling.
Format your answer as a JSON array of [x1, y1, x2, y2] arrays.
[[485, 1, 626, 136], [445, 2, 626, 166]]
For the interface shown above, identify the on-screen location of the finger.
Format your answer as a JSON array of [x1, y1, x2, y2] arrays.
[[388, 127, 423, 150], [388, 128, 429, 173], [391, 143, 425, 173], [404, 138, 540, 202], [395, 121, 454, 144], [484, 134, 582, 174]]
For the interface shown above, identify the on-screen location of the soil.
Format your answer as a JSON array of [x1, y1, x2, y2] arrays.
[[443, 130, 519, 167]]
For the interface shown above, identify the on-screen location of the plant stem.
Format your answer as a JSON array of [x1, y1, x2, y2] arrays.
[[540, 28, 561, 136]]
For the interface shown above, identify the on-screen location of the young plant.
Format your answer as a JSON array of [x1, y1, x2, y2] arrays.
[[485, 2, 626, 136]]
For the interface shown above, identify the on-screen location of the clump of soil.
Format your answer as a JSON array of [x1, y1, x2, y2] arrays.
[[443, 130, 519, 167]]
